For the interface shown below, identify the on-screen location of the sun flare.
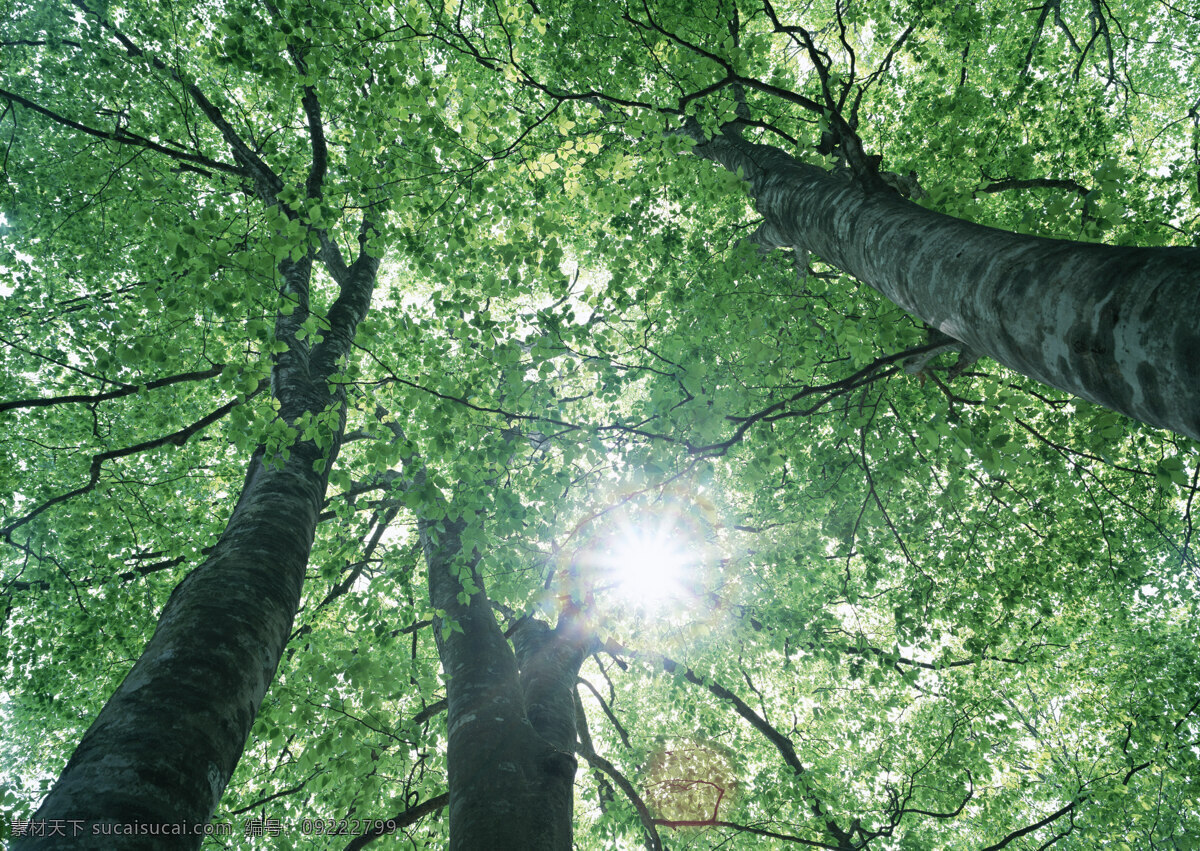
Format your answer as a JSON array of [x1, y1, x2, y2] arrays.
[[608, 529, 689, 609]]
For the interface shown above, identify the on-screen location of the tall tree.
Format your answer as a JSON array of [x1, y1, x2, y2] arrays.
[[428, 0, 1200, 439], [3, 0, 1199, 849], [0, 0, 391, 841]]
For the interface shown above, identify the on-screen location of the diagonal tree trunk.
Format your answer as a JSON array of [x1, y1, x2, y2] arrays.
[[694, 133, 1200, 440], [421, 513, 590, 850], [14, 253, 379, 850]]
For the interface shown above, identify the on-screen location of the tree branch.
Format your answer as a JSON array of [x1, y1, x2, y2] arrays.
[[70, 0, 283, 201], [1, 380, 267, 543], [573, 738, 662, 850], [0, 364, 225, 413], [980, 177, 1089, 197], [979, 799, 1078, 851], [711, 821, 841, 848], [260, 0, 329, 202], [342, 792, 449, 850], [607, 641, 851, 846], [3, 553, 185, 595], [227, 769, 323, 815], [0, 86, 241, 176]]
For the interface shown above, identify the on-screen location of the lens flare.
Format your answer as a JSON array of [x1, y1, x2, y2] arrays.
[[608, 528, 689, 609]]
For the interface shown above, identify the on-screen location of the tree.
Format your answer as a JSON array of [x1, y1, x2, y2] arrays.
[[434, 0, 1200, 440], [1, 0, 385, 839], [2, 0, 1198, 849]]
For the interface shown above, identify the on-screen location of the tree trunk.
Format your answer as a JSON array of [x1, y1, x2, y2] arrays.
[[422, 515, 588, 850], [697, 134, 1200, 440], [512, 615, 590, 847], [14, 448, 329, 850], [14, 253, 378, 850]]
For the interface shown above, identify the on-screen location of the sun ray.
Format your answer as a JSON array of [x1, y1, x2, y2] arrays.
[[607, 526, 689, 610]]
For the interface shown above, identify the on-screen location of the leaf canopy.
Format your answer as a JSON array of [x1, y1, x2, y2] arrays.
[[2, 0, 1199, 847]]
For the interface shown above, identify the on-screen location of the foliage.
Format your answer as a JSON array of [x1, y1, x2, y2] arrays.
[[2, 0, 1198, 848]]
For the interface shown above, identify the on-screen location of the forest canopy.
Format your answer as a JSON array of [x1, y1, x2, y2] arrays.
[[1, 0, 1199, 848]]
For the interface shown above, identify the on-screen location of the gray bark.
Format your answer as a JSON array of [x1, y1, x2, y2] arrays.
[[14, 449, 325, 850], [512, 615, 590, 847], [421, 514, 589, 850], [696, 134, 1200, 440], [14, 253, 378, 850]]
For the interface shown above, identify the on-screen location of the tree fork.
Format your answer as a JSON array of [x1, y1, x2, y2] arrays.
[[422, 515, 589, 850]]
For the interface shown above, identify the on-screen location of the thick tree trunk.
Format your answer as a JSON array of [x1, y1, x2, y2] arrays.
[[697, 135, 1200, 440], [422, 515, 588, 850], [14, 253, 378, 850], [15, 447, 330, 850]]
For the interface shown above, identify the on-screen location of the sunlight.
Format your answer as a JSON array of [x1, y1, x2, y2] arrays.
[[607, 527, 689, 610]]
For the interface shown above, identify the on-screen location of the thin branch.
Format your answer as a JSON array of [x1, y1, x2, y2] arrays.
[[1, 380, 267, 543], [0, 364, 225, 413], [1023, 1, 1058, 74], [979, 800, 1078, 851], [574, 746, 663, 850], [1013, 417, 1153, 478], [980, 177, 1089, 197], [70, 0, 283, 200], [0, 86, 240, 176], [711, 821, 841, 848], [578, 676, 633, 749], [342, 792, 449, 851], [607, 641, 851, 846], [3, 553, 185, 594], [697, 339, 947, 455], [227, 769, 323, 815], [851, 24, 917, 125], [412, 697, 447, 727]]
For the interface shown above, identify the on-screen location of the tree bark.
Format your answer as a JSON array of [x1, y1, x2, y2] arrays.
[[14, 449, 327, 850], [421, 515, 588, 851], [512, 615, 591, 848], [695, 134, 1200, 440], [14, 253, 379, 850]]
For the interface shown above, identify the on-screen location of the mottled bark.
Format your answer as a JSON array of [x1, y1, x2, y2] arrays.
[[14, 447, 327, 850], [15, 251, 379, 850], [421, 516, 589, 850], [695, 134, 1200, 440]]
